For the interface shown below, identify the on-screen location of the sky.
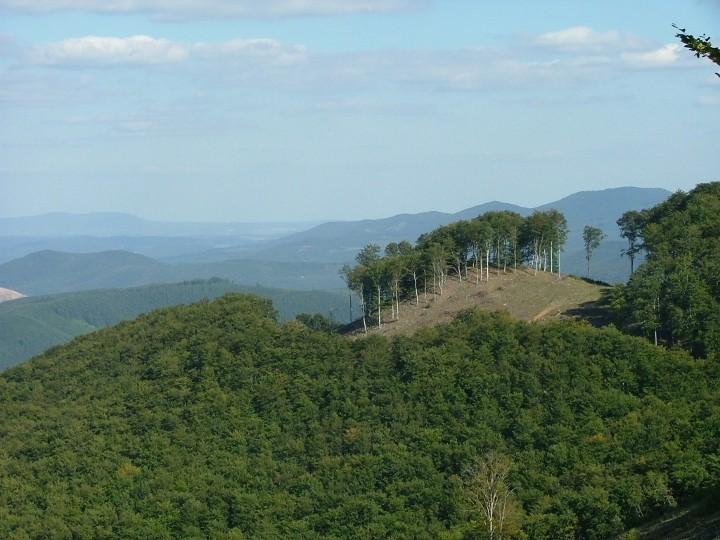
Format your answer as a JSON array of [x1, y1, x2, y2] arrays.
[[1, 0, 719, 222]]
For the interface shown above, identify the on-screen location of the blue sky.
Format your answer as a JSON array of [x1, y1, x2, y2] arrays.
[[1, 0, 718, 222]]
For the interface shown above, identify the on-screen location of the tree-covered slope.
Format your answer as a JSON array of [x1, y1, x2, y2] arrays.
[[1, 294, 717, 539], [0, 280, 355, 370], [614, 182, 720, 359]]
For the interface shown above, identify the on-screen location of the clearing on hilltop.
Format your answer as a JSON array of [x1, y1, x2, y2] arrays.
[[346, 267, 609, 338]]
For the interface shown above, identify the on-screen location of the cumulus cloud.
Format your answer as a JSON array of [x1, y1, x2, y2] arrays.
[[31, 35, 188, 65], [621, 44, 685, 68], [30, 35, 306, 67], [0, 0, 423, 18], [17, 27, 707, 97], [535, 26, 644, 52]]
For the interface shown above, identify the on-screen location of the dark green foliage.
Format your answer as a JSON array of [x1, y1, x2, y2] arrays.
[[295, 313, 340, 333], [1, 294, 718, 538], [674, 24, 720, 77], [0, 279, 357, 370], [614, 182, 720, 358]]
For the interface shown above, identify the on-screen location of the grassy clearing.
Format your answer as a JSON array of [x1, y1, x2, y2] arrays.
[[350, 266, 611, 338]]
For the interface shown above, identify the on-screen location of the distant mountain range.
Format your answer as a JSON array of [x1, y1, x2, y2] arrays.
[[246, 187, 670, 263], [0, 187, 671, 288], [0, 213, 318, 264], [0, 250, 347, 296], [230, 187, 667, 282], [0, 212, 317, 238]]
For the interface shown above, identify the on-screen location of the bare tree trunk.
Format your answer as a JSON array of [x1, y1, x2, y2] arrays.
[[360, 286, 367, 334], [503, 240, 507, 273], [557, 249, 561, 279], [413, 272, 419, 305], [395, 283, 400, 320], [377, 284, 382, 328], [463, 452, 514, 540], [486, 250, 490, 282]]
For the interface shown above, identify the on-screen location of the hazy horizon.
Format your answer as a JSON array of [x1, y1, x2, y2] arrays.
[[0, 185, 674, 223], [2, 0, 719, 221]]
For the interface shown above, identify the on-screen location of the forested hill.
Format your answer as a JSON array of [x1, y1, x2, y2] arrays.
[[1, 293, 718, 538], [0, 279, 356, 370], [612, 182, 720, 359]]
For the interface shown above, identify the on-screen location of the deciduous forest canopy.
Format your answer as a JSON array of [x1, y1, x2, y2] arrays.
[[1, 285, 719, 538], [612, 182, 720, 359]]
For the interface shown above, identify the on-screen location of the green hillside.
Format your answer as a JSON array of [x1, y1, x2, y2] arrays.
[[1, 294, 717, 539], [0, 279, 356, 370], [613, 182, 720, 359]]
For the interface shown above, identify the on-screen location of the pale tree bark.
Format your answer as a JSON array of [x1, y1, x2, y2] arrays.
[[413, 271, 419, 306], [557, 249, 561, 279], [395, 281, 400, 320], [359, 284, 367, 334], [486, 249, 490, 282], [463, 452, 514, 540], [377, 284, 382, 328]]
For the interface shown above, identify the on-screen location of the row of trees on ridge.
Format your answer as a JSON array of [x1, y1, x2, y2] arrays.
[[341, 210, 568, 332]]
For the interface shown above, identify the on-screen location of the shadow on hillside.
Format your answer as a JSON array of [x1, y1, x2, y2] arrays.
[[562, 287, 615, 328], [628, 490, 720, 540]]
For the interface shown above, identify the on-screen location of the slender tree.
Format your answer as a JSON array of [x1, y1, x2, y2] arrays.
[[356, 244, 384, 328], [617, 210, 644, 275], [463, 452, 516, 540], [340, 264, 367, 334], [582, 225, 605, 279]]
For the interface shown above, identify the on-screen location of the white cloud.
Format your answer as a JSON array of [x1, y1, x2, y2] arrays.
[[31, 35, 188, 65], [535, 26, 643, 52], [30, 35, 306, 67], [193, 39, 307, 66], [621, 44, 683, 68], [0, 0, 422, 18]]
